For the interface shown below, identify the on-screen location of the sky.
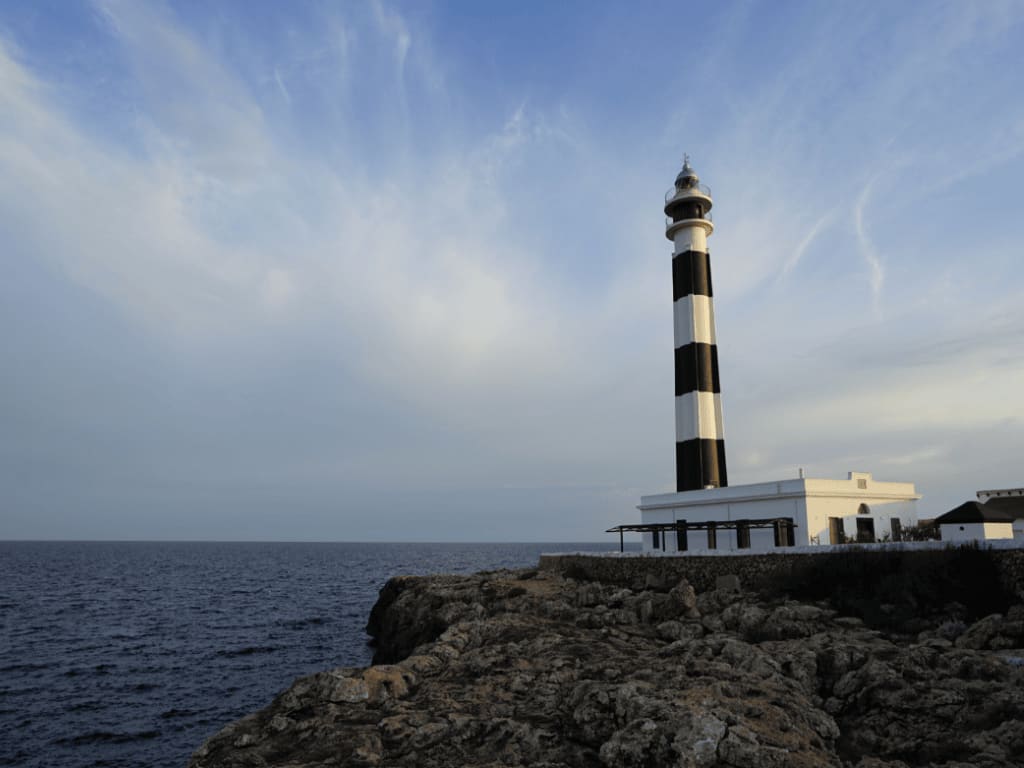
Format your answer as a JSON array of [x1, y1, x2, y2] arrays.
[[1, 1, 1023, 542]]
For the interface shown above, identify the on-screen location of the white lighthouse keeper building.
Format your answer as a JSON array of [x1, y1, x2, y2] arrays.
[[610, 157, 921, 553]]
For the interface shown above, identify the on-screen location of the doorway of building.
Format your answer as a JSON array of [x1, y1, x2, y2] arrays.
[[856, 517, 876, 543], [829, 517, 844, 545], [890, 518, 903, 542], [773, 519, 795, 547], [675, 522, 688, 552]]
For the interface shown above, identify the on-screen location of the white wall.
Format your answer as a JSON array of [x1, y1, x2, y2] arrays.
[[940, 522, 1014, 542], [749, 527, 777, 551], [806, 498, 918, 545], [640, 497, 802, 552], [983, 521, 1013, 540]]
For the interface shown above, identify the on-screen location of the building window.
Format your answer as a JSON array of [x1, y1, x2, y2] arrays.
[[858, 503, 870, 515], [736, 521, 750, 549], [707, 523, 717, 550], [857, 479, 868, 489], [652, 529, 660, 549]]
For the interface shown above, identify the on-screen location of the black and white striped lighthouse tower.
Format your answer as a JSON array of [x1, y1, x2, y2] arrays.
[[664, 156, 728, 491]]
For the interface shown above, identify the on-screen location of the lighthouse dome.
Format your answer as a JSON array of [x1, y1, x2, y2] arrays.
[[675, 156, 700, 189]]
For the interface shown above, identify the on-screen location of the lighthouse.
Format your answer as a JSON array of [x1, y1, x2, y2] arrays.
[[607, 159, 921, 554], [664, 156, 727, 491]]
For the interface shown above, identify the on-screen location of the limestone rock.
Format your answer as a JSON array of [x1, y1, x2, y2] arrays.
[[715, 574, 741, 592], [190, 567, 1024, 768]]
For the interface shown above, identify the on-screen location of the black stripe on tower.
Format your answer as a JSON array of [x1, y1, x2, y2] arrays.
[[716, 439, 727, 487], [672, 250, 713, 300], [674, 343, 721, 396], [676, 438, 728, 492]]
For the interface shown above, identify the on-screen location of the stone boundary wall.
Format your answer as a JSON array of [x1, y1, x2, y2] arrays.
[[539, 547, 1024, 598]]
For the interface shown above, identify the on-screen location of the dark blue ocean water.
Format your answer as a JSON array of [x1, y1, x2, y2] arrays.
[[0, 541, 626, 768]]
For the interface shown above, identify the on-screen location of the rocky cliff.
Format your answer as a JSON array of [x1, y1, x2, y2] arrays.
[[189, 566, 1024, 767]]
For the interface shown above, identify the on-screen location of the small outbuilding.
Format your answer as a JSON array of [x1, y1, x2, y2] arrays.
[[935, 501, 1014, 543], [978, 493, 1024, 542]]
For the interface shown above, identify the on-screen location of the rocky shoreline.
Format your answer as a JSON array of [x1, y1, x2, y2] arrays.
[[189, 563, 1024, 767]]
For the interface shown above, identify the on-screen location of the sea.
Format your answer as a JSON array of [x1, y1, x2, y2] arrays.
[[0, 541, 629, 768]]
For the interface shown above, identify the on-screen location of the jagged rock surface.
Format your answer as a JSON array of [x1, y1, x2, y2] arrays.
[[190, 569, 1024, 768]]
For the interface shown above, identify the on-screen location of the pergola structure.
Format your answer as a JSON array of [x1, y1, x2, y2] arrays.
[[606, 518, 796, 553]]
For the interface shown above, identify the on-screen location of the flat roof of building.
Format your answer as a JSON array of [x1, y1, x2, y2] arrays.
[[639, 471, 919, 510]]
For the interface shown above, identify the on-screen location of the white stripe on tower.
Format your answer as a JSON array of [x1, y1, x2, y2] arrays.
[[664, 156, 728, 491], [673, 295, 717, 347]]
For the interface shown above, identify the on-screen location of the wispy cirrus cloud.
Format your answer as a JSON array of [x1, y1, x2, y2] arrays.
[[853, 178, 884, 314], [2, 1, 1024, 539], [0, 2, 671, 541]]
